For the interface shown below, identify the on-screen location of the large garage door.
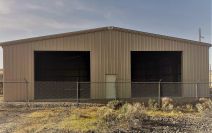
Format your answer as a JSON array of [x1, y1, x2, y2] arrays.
[[34, 51, 90, 99], [131, 51, 182, 97]]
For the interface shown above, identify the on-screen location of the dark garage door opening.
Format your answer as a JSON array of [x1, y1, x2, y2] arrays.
[[131, 51, 182, 97], [34, 51, 90, 99]]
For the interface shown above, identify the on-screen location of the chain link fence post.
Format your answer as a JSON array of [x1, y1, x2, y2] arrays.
[[195, 82, 198, 99], [24, 79, 29, 103], [76, 81, 79, 106], [158, 80, 162, 107], [0, 81, 3, 95]]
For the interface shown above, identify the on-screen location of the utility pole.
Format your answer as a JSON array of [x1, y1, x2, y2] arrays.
[[210, 64, 211, 83], [199, 28, 204, 42]]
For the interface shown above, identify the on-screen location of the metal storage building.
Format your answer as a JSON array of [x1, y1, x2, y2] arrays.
[[0, 26, 211, 102]]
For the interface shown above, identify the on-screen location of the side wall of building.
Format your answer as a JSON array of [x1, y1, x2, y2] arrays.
[[2, 29, 210, 101]]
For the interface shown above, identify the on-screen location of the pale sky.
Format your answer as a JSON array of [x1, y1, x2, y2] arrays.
[[0, 0, 211, 69]]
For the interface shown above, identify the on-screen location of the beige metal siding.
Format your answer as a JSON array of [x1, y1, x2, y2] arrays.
[[2, 29, 210, 101]]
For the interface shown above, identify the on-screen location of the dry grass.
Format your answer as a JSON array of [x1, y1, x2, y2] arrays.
[[12, 107, 99, 133], [1, 99, 211, 133], [58, 107, 98, 132], [145, 110, 183, 117], [14, 109, 64, 133], [4, 106, 199, 133]]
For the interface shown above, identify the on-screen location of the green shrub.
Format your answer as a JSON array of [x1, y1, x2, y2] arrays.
[[161, 97, 173, 106], [199, 98, 212, 109], [185, 104, 194, 112], [195, 98, 212, 112], [107, 100, 124, 110], [101, 109, 118, 124], [162, 103, 174, 111], [122, 103, 145, 119], [175, 106, 181, 111], [97, 102, 146, 132], [161, 97, 174, 111], [148, 99, 158, 110], [195, 103, 204, 112]]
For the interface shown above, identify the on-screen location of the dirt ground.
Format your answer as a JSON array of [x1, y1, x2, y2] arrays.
[[0, 96, 212, 133]]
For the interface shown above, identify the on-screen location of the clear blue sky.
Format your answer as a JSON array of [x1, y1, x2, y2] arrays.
[[0, 0, 211, 68]]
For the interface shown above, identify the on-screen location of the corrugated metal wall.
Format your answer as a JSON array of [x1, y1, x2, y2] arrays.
[[2, 29, 210, 101]]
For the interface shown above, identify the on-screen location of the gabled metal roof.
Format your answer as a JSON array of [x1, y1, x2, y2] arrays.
[[0, 26, 211, 47]]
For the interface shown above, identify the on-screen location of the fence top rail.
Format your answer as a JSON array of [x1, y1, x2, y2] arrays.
[[32, 81, 212, 84], [0, 80, 27, 83], [1, 81, 211, 84]]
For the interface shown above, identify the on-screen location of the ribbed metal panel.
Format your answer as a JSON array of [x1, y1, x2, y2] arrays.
[[2, 29, 210, 101]]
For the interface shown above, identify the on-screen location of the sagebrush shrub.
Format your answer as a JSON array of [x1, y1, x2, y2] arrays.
[[185, 104, 194, 112], [107, 100, 124, 110], [195, 103, 204, 112], [161, 97, 174, 111], [161, 97, 173, 106], [148, 98, 158, 110], [195, 98, 212, 112], [97, 102, 146, 132]]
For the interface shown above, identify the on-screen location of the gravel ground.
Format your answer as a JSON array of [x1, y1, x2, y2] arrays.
[[113, 113, 212, 133], [113, 110, 212, 133], [198, 110, 212, 133], [0, 108, 28, 133], [143, 115, 200, 133]]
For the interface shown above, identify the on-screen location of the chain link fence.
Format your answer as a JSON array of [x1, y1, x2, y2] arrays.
[[1, 81, 212, 104], [34, 81, 212, 104]]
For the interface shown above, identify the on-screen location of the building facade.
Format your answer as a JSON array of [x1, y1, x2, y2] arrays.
[[0, 27, 211, 101]]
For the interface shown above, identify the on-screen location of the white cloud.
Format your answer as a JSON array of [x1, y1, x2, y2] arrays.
[[0, 0, 12, 14]]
